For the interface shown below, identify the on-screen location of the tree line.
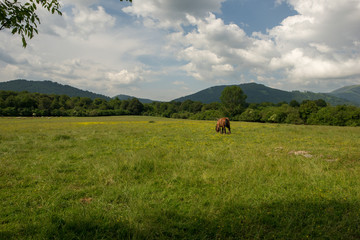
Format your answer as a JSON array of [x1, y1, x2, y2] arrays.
[[1, 87, 360, 127]]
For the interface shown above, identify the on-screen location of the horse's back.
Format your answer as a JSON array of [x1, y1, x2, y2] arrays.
[[218, 117, 230, 128]]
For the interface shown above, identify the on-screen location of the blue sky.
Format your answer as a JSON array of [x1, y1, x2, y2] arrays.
[[218, 0, 297, 34], [1, 0, 360, 101]]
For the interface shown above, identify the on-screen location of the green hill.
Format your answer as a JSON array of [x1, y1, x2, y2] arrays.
[[0, 79, 356, 106], [330, 85, 360, 105], [173, 83, 353, 105], [0, 79, 111, 100], [173, 83, 293, 103], [113, 94, 157, 104]]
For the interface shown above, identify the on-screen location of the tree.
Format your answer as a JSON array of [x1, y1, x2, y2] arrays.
[[1, 0, 132, 47], [315, 99, 327, 108], [0, 0, 62, 47], [127, 98, 144, 115], [289, 100, 300, 108], [299, 100, 318, 122], [220, 86, 247, 118]]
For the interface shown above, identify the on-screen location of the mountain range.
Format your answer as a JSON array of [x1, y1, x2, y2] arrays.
[[175, 83, 357, 106], [0, 79, 359, 106], [330, 85, 360, 105], [0, 79, 111, 100]]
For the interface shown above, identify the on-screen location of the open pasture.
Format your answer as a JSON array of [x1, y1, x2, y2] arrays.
[[1, 116, 360, 239]]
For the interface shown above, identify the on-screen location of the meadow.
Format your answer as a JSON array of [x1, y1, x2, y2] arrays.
[[1, 116, 360, 239]]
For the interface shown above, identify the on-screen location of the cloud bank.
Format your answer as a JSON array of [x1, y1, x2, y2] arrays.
[[0, 0, 359, 100]]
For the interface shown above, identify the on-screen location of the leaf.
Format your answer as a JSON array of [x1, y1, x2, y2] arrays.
[[21, 35, 27, 48]]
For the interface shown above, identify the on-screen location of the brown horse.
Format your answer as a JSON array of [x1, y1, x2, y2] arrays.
[[216, 117, 231, 134]]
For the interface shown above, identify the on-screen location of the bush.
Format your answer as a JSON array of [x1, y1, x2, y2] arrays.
[[172, 112, 192, 119], [307, 106, 360, 126], [190, 110, 223, 120], [238, 109, 261, 122], [284, 109, 303, 124]]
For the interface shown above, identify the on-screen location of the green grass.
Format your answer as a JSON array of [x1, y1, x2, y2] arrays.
[[1, 116, 360, 239]]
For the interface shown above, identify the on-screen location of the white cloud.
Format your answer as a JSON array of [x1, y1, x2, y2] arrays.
[[164, 0, 360, 91], [309, 43, 332, 53], [107, 69, 143, 85], [71, 6, 116, 37], [169, 13, 276, 83], [123, 0, 225, 29], [0, 1, 170, 97], [1, 0, 360, 100], [263, 0, 360, 90]]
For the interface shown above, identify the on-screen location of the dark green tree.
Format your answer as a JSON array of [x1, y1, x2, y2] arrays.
[[127, 98, 144, 115], [59, 94, 70, 108], [202, 102, 221, 111], [78, 97, 92, 109], [315, 99, 327, 108], [220, 86, 247, 117], [289, 100, 300, 108], [179, 100, 194, 112], [108, 97, 122, 110], [15, 93, 37, 109], [299, 100, 318, 122]]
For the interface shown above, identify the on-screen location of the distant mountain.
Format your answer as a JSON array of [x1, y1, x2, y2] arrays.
[[174, 83, 293, 104], [0, 79, 111, 100], [173, 83, 354, 105], [113, 94, 157, 104], [330, 85, 360, 105], [1, 79, 356, 106]]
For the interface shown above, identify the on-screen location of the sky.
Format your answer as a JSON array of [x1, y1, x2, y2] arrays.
[[0, 0, 360, 101]]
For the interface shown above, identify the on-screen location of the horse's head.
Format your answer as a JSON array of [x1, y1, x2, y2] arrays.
[[215, 124, 220, 132]]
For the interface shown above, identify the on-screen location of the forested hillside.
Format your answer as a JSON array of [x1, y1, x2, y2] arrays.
[[114, 94, 156, 104], [330, 85, 360, 105], [1, 80, 356, 106], [174, 83, 353, 105], [0, 80, 110, 100]]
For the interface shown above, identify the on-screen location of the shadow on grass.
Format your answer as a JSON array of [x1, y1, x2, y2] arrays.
[[136, 200, 360, 239], [3, 200, 360, 239]]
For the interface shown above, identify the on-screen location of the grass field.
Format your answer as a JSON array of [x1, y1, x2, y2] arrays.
[[1, 116, 360, 239]]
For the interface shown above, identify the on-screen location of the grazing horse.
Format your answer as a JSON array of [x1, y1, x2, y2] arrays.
[[216, 117, 231, 134]]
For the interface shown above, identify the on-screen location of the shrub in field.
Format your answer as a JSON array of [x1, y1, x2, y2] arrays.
[[259, 106, 287, 123], [284, 109, 304, 124], [171, 111, 192, 119], [299, 100, 319, 121], [238, 108, 261, 122], [308, 105, 360, 126], [190, 110, 223, 120]]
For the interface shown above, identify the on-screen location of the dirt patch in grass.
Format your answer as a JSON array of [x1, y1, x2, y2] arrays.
[[289, 150, 313, 158]]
